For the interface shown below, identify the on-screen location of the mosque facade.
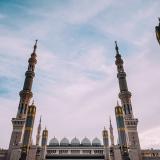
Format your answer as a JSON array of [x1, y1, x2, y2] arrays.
[[0, 41, 160, 160]]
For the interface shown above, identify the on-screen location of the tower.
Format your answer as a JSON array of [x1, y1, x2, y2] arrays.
[[109, 117, 114, 146], [102, 127, 109, 160], [35, 146, 42, 160], [115, 102, 127, 147], [35, 117, 42, 160], [41, 128, 48, 160], [19, 102, 36, 160], [7, 40, 38, 160], [36, 116, 42, 146], [109, 117, 115, 160], [115, 41, 141, 160], [115, 102, 130, 160]]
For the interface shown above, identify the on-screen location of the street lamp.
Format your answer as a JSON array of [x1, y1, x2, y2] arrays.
[[155, 18, 160, 45]]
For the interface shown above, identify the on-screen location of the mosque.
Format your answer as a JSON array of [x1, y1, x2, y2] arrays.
[[0, 40, 160, 160]]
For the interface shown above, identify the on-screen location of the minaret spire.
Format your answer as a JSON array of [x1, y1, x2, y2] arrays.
[[40, 115, 42, 123], [115, 41, 119, 55], [117, 100, 119, 106], [33, 40, 38, 55], [32, 99, 34, 105]]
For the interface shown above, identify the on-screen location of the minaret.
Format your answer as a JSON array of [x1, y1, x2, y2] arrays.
[[7, 40, 38, 160], [115, 41, 141, 160], [109, 117, 114, 160], [41, 128, 48, 160], [102, 127, 109, 160], [19, 101, 36, 160], [109, 117, 115, 160], [115, 41, 132, 118], [115, 102, 130, 160], [115, 102, 127, 147], [109, 117, 114, 146], [35, 117, 42, 160], [35, 146, 42, 160], [36, 116, 42, 146]]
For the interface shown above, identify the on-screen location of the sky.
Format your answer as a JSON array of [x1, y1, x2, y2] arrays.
[[0, 0, 160, 149]]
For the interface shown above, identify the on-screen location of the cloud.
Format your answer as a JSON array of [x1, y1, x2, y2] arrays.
[[140, 126, 160, 149], [0, 0, 160, 149], [0, 13, 6, 19], [61, 0, 113, 24]]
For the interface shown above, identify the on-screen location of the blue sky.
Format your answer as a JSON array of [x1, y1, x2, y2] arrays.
[[0, 0, 160, 149]]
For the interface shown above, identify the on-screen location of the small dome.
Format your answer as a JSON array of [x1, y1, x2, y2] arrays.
[[71, 137, 80, 146], [92, 137, 101, 146], [49, 137, 59, 146], [60, 137, 69, 146], [81, 137, 91, 146]]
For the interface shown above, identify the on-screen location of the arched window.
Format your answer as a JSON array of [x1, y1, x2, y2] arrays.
[[127, 104, 130, 114], [24, 104, 27, 114], [20, 103, 24, 114]]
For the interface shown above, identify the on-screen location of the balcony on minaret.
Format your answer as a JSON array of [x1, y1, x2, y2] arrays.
[[125, 118, 138, 129]]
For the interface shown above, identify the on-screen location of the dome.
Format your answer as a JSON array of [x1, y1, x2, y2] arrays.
[[71, 137, 80, 146], [49, 137, 59, 146], [92, 137, 101, 146], [60, 137, 70, 146], [81, 137, 91, 146]]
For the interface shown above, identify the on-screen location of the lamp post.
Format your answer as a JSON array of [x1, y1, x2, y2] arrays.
[[155, 18, 160, 46]]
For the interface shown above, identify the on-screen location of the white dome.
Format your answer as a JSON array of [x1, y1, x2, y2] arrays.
[[60, 137, 69, 146], [49, 137, 59, 146], [81, 137, 91, 146], [71, 137, 80, 146], [92, 137, 101, 146]]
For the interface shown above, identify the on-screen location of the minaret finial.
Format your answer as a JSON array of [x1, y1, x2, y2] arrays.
[[33, 39, 38, 53], [158, 17, 160, 25], [36, 115, 42, 146], [117, 100, 119, 106], [32, 99, 34, 105], [115, 41, 119, 54], [40, 115, 42, 124], [109, 116, 111, 125]]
